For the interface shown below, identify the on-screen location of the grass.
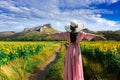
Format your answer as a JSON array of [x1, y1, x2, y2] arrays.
[[46, 41, 120, 80], [46, 44, 65, 80], [0, 41, 119, 80], [0, 41, 60, 80]]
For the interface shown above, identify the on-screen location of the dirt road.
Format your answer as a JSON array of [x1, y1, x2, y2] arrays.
[[27, 45, 62, 80]]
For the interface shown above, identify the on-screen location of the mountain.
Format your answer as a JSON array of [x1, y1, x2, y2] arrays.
[[97, 30, 120, 41], [0, 24, 59, 41], [0, 24, 120, 41], [82, 29, 120, 41], [0, 31, 16, 38]]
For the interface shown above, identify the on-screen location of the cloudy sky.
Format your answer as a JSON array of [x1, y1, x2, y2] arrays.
[[0, 0, 120, 32]]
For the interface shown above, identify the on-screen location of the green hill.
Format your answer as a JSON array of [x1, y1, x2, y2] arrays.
[[0, 25, 120, 41], [0, 24, 59, 41], [83, 29, 120, 41]]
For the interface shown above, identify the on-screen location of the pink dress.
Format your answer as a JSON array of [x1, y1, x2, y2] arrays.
[[55, 31, 95, 80]]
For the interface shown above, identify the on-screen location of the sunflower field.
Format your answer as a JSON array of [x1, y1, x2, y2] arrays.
[[80, 41, 120, 79], [0, 41, 60, 80], [0, 42, 43, 66], [0, 41, 120, 80], [46, 41, 120, 80]]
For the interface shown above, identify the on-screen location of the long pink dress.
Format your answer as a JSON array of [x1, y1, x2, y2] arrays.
[[55, 31, 95, 80]]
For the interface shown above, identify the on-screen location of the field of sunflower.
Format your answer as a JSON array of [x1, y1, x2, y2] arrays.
[[80, 41, 120, 79], [0, 41, 60, 80], [0, 42, 43, 66], [0, 41, 120, 80], [46, 41, 120, 80]]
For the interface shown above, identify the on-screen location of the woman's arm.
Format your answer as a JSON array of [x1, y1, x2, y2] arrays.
[[95, 35, 106, 40], [83, 32, 106, 41], [44, 32, 66, 40], [44, 33, 56, 37]]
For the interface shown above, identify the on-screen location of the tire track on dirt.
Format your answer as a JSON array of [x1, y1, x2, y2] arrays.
[[27, 44, 62, 80]]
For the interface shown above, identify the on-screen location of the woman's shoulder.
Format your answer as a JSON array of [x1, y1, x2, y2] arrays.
[[60, 32, 70, 34], [79, 31, 85, 34], [55, 32, 69, 35], [78, 31, 87, 36]]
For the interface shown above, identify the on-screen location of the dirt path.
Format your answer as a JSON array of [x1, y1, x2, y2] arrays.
[[27, 45, 62, 80]]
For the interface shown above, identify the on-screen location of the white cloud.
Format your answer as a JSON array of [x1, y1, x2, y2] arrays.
[[0, 0, 120, 32], [0, 1, 21, 12], [83, 15, 120, 31], [0, 0, 30, 13], [110, 0, 119, 3], [60, 0, 119, 8], [0, 14, 16, 20]]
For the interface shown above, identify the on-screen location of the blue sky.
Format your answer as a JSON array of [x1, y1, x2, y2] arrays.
[[0, 0, 120, 32]]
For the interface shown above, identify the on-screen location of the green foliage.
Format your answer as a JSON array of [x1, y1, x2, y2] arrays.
[[0, 43, 43, 66], [0, 41, 60, 80], [80, 42, 120, 79], [1, 29, 120, 41], [25, 60, 40, 72], [46, 45, 65, 80], [46, 41, 120, 80]]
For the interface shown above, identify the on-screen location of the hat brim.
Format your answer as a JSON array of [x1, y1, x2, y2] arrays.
[[65, 23, 84, 32]]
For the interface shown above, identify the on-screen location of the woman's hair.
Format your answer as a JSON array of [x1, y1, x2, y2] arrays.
[[70, 26, 78, 43]]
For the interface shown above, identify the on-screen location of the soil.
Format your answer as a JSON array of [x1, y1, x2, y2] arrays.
[[27, 45, 62, 80]]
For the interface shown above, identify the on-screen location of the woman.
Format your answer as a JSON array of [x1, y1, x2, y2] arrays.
[[46, 21, 106, 80]]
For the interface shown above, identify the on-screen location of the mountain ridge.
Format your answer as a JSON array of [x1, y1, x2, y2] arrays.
[[0, 24, 120, 41]]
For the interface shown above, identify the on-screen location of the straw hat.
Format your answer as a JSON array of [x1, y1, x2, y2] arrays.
[[65, 21, 84, 32]]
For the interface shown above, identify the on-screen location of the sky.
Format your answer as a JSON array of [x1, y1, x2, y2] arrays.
[[0, 0, 120, 32]]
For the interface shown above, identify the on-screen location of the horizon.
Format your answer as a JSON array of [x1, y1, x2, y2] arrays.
[[0, 23, 119, 33], [0, 0, 120, 32]]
